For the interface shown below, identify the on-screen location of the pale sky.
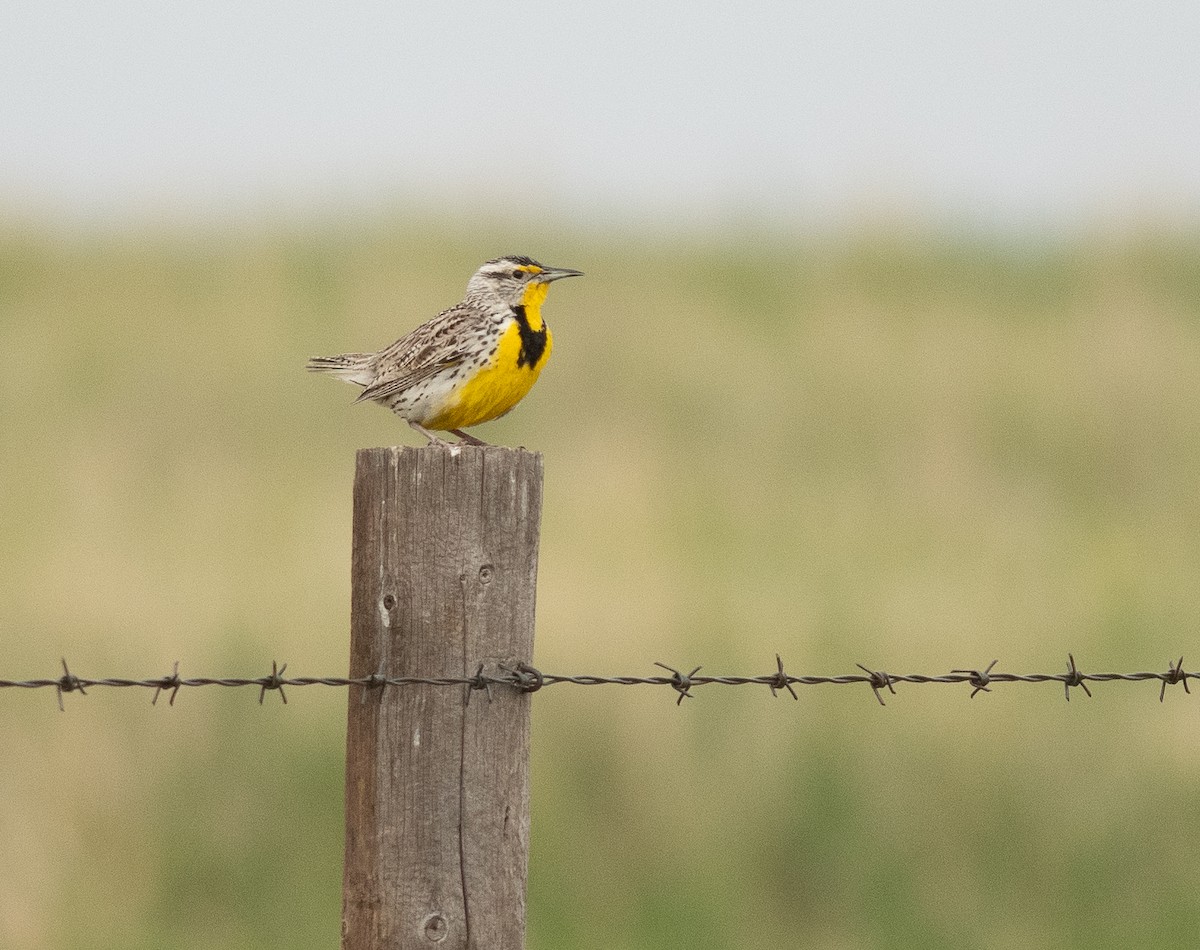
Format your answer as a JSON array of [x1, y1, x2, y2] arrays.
[[3, 0, 1198, 227]]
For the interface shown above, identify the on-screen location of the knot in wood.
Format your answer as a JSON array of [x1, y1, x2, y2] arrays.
[[421, 912, 449, 943]]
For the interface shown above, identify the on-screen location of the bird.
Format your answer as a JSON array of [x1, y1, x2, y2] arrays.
[[307, 255, 583, 446]]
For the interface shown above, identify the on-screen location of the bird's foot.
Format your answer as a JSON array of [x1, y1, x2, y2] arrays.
[[408, 421, 457, 447], [449, 429, 491, 447]]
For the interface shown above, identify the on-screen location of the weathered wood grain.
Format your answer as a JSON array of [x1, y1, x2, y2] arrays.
[[342, 445, 543, 950]]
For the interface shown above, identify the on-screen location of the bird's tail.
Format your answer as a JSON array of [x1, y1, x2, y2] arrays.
[[305, 353, 375, 386]]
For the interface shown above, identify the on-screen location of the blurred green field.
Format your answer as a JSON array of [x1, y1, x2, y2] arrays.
[[2, 215, 1199, 950]]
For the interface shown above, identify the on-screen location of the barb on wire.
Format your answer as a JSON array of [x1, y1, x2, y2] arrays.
[[152, 661, 182, 706], [465, 663, 493, 705], [1160, 656, 1189, 703], [1, 654, 1198, 710], [855, 663, 895, 707], [654, 662, 701, 705], [769, 654, 798, 700], [366, 660, 389, 695], [259, 661, 288, 705], [951, 659, 998, 699], [1063, 653, 1092, 702], [56, 658, 86, 711]]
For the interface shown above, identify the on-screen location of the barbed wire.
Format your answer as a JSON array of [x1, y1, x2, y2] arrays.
[[0, 654, 1193, 710]]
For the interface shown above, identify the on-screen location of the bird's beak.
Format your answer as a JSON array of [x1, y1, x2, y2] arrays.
[[536, 266, 584, 283]]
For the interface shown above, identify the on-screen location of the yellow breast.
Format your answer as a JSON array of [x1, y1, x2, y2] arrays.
[[425, 316, 553, 431]]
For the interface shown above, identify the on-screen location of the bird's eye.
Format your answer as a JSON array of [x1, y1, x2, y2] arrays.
[[511, 270, 525, 280]]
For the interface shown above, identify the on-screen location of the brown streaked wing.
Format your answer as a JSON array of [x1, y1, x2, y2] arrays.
[[375, 303, 477, 367], [354, 356, 465, 404], [353, 303, 479, 404]]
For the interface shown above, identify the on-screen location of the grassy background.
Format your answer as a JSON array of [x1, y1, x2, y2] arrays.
[[2, 215, 1199, 949]]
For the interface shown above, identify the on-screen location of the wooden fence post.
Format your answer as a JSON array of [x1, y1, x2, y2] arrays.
[[342, 445, 543, 950]]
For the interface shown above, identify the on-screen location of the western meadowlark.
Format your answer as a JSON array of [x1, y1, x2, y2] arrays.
[[307, 255, 582, 446]]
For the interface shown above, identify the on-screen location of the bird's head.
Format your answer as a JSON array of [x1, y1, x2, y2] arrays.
[[467, 255, 583, 308]]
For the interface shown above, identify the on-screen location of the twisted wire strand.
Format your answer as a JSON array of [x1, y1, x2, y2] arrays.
[[0, 654, 1192, 708]]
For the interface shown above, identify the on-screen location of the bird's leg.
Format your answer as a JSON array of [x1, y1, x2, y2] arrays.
[[449, 429, 491, 446], [407, 421, 456, 447]]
